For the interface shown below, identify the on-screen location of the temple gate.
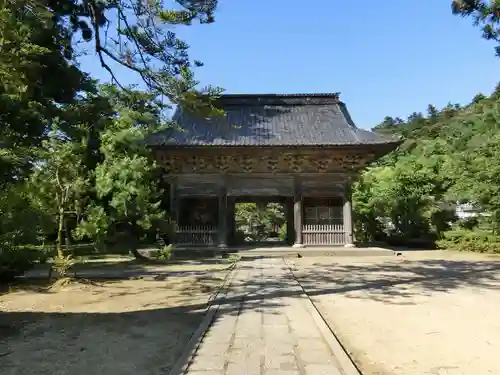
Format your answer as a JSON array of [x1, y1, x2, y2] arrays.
[[147, 93, 400, 248]]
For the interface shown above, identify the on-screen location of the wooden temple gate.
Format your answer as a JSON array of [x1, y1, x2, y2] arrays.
[[148, 93, 400, 248]]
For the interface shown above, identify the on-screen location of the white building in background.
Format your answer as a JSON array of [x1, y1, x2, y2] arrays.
[[455, 203, 480, 219], [438, 202, 482, 219]]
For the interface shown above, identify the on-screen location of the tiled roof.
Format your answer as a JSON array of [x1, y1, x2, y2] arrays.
[[147, 93, 401, 147]]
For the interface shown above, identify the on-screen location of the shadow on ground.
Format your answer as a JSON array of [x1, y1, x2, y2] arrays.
[[291, 257, 500, 305], [0, 306, 207, 375], [18, 259, 235, 283], [3, 255, 500, 374], [1, 266, 237, 375], [175, 257, 500, 309]]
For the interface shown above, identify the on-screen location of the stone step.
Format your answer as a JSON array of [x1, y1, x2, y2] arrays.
[[238, 247, 395, 259], [167, 246, 396, 260]]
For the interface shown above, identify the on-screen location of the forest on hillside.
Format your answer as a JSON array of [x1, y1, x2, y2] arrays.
[[354, 86, 500, 251], [1, 0, 500, 280]]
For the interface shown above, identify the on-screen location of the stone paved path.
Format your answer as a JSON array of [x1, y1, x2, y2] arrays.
[[184, 258, 344, 375]]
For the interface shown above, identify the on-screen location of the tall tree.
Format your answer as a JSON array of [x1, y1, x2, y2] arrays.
[[29, 125, 91, 258], [0, 0, 89, 185], [75, 85, 170, 258], [37, 0, 223, 107], [1, 0, 223, 187]]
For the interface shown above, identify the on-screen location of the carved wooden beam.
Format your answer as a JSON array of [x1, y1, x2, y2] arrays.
[[154, 148, 378, 175]]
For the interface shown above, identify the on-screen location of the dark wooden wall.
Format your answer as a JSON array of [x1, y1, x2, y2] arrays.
[[170, 174, 349, 198]]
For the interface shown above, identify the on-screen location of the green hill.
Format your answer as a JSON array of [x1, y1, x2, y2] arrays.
[[353, 84, 500, 252]]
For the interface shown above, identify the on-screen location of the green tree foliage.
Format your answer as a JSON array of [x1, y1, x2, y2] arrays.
[[444, 103, 500, 233], [1, 0, 222, 187], [37, 0, 223, 109], [0, 0, 89, 185], [0, 0, 228, 281], [75, 86, 169, 258], [0, 0, 223, 273], [0, 184, 50, 247], [29, 125, 91, 258], [235, 203, 285, 243], [359, 84, 500, 250], [452, 0, 500, 56], [0, 176, 52, 281]]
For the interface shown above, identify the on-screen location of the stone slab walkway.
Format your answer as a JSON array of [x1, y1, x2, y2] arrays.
[[183, 258, 345, 375]]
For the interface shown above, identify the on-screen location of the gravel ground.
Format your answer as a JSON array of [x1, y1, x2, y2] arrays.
[[0, 264, 231, 375], [289, 251, 500, 375]]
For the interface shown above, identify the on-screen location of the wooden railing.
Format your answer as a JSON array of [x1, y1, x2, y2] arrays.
[[302, 224, 345, 245], [175, 225, 218, 246]]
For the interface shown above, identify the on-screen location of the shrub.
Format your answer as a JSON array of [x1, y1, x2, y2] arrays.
[[52, 254, 75, 278], [279, 223, 287, 242], [385, 233, 437, 248], [457, 217, 479, 230], [436, 229, 500, 253], [0, 245, 39, 282], [157, 245, 173, 260]]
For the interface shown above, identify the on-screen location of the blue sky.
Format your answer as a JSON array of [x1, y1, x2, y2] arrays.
[[79, 0, 499, 129]]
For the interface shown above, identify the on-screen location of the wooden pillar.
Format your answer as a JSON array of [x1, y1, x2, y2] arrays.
[[343, 184, 355, 247], [169, 180, 178, 221], [169, 180, 179, 244], [285, 197, 295, 245], [293, 180, 304, 248], [218, 185, 228, 248], [226, 196, 236, 246]]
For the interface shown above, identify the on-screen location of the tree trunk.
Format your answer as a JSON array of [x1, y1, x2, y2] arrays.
[[56, 208, 65, 259], [128, 221, 148, 260], [64, 217, 71, 247]]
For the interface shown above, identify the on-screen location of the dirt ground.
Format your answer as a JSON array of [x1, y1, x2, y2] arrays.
[[0, 263, 232, 375], [289, 251, 500, 375]]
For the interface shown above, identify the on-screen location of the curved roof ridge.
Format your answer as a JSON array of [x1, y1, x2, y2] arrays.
[[216, 93, 341, 107], [219, 92, 341, 98]]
